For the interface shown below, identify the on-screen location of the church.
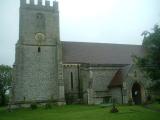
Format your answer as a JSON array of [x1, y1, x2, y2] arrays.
[[10, 0, 151, 107]]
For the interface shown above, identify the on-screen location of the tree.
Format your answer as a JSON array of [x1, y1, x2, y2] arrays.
[[134, 25, 160, 91], [0, 65, 12, 106]]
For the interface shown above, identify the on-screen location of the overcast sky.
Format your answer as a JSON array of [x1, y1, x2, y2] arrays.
[[0, 0, 160, 66]]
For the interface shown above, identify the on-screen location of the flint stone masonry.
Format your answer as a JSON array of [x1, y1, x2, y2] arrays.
[[11, 0, 65, 105]]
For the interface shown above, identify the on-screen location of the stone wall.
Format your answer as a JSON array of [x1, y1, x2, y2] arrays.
[[109, 87, 122, 104], [90, 66, 119, 104], [14, 45, 58, 102], [79, 65, 90, 103], [91, 67, 118, 91], [79, 65, 121, 104], [63, 64, 80, 103]]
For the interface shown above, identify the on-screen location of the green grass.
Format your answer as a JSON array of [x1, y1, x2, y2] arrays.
[[148, 103, 160, 110], [0, 105, 159, 120]]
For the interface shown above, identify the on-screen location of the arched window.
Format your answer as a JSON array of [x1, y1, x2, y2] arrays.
[[38, 47, 41, 53], [36, 13, 45, 33], [71, 72, 73, 90]]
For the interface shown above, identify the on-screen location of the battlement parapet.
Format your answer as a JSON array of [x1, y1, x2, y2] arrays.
[[20, 0, 58, 11]]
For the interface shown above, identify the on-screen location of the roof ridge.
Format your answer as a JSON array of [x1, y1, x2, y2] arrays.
[[61, 41, 142, 46]]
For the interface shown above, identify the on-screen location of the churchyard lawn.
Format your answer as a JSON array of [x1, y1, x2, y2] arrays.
[[146, 103, 160, 111], [0, 105, 159, 120]]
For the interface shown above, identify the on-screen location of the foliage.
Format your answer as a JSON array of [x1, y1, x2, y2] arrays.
[[110, 105, 119, 113], [128, 97, 133, 106], [110, 97, 119, 113], [45, 103, 52, 109], [143, 95, 153, 105], [30, 103, 38, 110], [0, 65, 12, 106], [155, 96, 160, 104], [65, 93, 74, 104], [134, 25, 160, 91]]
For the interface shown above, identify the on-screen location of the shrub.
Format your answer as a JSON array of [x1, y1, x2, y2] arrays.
[[155, 97, 160, 104], [45, 103, 52, 109], [147, 95, 152, 101], [110, 105, 119, 113], [0, 94, 9, 106], [128, 98, 133, 106], [30, 102, 37, 110], [143, 101, 150, 105], [143, 95, 153, 105], [65, 93, 74, 104], [110, 97, 119, 113]]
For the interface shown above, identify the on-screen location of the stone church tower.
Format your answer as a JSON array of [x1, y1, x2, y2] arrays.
[[11, 0, 65, 106]]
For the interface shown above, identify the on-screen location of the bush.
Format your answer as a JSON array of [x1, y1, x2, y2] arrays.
[[110, 106, 119, 113], [128, 98, 133, 106], [0, 94, 9, 106], [30, 102, 37, 110], [65, 93, 74, 104], [147, 95, 152, 101], [45, 103, 52, 109], [155, 97, 160, 104], [143, 95, 153, 105]]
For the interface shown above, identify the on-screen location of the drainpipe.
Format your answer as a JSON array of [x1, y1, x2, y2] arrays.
[[77, 64, 81, 99]]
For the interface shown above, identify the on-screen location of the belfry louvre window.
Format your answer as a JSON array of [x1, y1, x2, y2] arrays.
[[36, 13, 45, 33]]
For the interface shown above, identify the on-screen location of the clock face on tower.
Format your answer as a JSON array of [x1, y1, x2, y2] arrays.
[[35, 32, 45, 44]]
